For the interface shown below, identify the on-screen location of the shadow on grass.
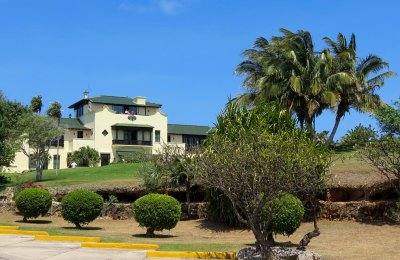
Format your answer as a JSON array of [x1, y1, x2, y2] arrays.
[[132, 233, 177, 239], [15, 220, 52, 224], [196, 219, 248, 233], [357, 219, 399, 227], [62, 226, 103, 230]]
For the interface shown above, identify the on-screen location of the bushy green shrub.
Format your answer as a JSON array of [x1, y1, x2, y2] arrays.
[[205, 189, 245, 227], [263, 193, 304, 237], [0, 174, 10, 185], [15, 188, 52, 221], [61, 189, 104, 228], [132, 193, 181, 236], [69, 146, 100, 167]]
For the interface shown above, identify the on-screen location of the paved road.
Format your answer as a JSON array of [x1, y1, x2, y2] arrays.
[[0, 235, 182, 260]]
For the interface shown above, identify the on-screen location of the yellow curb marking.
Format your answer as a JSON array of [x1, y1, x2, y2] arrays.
[[82, 242, 159, 250], [146, 251, 236, 259], [0, 226, 19, 230], [0, 230, 48, 236], [35, 235, 101, 243]]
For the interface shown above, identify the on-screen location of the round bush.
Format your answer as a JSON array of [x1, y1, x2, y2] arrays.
[[15, 188, 52, 221], [61, 189, 104, 228], [263, 193, 304, 237], [133, 193, 181, 235]]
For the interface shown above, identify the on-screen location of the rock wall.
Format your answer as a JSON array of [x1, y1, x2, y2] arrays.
[[320, 200, 396, 221]]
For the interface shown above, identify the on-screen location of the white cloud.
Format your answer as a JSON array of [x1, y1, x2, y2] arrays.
[[157, 0, 183, 15], [118, 0, 187, 16]]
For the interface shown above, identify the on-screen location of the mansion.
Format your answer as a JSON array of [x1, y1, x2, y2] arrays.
[[10, 92, 210, 172]]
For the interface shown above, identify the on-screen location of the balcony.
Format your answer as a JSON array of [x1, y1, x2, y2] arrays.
[[112, 140, 152, 146]]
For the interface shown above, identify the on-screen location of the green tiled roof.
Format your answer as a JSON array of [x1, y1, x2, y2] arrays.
[[112, 123, 154, 128], [68, 95, 161, 109], [168, 124, 211, 136], [60, 118, 89, 129]]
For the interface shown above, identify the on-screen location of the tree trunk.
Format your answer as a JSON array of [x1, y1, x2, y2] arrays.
[[146, 227, 155, 237], [185, 178, 191, 217], [326, 114, 342, 149], [267, 232, 275, 244], [35, 166, 42, 181], [74, 222, 82, 229], [249, 223, 272, 260], [297, 202, 320, 250]]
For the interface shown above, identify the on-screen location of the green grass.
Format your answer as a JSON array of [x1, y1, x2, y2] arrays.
[[157, 243, 245, 252], [2, 150, 377, 189], [5, 163, 144, 187]]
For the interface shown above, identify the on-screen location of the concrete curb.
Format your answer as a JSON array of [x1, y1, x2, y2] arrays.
[[146, 251, 236, 259], [82, 242, 158, 250], [0, 226, 19, 230], [35, 235, 101, 242], [0, 229, 48, 236]]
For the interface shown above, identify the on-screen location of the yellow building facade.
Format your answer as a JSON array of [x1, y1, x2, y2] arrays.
[[7, 92, 210, 172]]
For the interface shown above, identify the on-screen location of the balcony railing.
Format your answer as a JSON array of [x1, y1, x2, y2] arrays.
[[112, 140, 152, 146]]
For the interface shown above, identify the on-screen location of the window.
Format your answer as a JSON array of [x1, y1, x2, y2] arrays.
[[155, 130, 160, 142], [53, 155, 60, 170], [113, 105, 124, 114], [167, 135, 171, 142], [76, 105, 84, 117], [77, 131, 83, 138], [113, 105, 137, 115]]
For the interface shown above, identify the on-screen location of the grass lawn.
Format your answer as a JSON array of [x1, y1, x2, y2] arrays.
[[4, 163, 143, 187], [2, 152, 379, 189], [1, 212, 400, 259]]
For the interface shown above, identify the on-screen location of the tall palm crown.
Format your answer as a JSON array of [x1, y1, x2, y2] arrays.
[[323, 33, 396, 146], [235, 29, 352, 131]]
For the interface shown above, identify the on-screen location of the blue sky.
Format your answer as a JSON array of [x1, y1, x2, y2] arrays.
[[0, 0, 399, 140]]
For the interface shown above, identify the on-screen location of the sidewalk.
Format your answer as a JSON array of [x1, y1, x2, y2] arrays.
[[0, 234, 149, 260]]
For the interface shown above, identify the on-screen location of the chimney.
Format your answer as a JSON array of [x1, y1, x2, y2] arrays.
[[133, 96, 146, 105], [83, 91, 89, 99]]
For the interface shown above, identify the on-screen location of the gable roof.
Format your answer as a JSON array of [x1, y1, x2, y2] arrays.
[[68, 95, 161, 109], [168, 124, 211, 136], [60, 118, 89, 130]]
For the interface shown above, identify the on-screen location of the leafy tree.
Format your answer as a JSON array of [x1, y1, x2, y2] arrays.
[[142, 144, 197, 214], [17, 114, 63, 181], [361, 135, 400, 196], [339, 124, 378, 146], [195, 103, 331, 258], [70, 146, 100, 167], [0, 91, 29, 168], [374, 99, 400, 135], [30, 95, 43, 114], [323, 33, 395, 147]]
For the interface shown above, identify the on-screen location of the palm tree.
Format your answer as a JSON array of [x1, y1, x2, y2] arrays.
[[235, 29, 352, 133], [324, 33, 396, 147], [30, 95, 42, 114]]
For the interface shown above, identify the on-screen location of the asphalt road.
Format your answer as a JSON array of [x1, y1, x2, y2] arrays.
[[0, 235, 182, 260]]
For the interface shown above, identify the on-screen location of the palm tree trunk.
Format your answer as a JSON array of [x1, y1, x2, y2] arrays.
[[326, 114, 341, 148]]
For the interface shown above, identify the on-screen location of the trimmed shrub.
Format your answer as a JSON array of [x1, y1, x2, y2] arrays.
[[69, 146, 100, 167], [133, 193, 181, 236], [15, 188, 52, 221], [263, 193, 304, 237], [61, 189, 104, 228]]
